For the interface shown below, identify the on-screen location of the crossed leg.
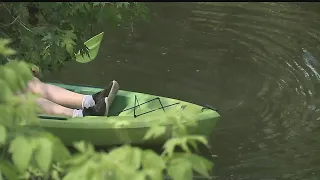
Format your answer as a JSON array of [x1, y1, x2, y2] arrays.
[[26, 77, 86, 117], [36, 98, 74, 116], [25, 77, 119, 117]]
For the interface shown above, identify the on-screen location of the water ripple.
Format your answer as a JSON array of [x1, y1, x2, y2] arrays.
[[187, 2, 320, 179]]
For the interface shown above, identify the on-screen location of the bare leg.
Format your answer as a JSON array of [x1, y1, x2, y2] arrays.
[[36, 97, 74, 117], [24, 77, 119, 117], [26, 77, 84, 109]]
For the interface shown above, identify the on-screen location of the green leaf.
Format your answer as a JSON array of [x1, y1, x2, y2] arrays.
[[52, 141, 71, 163], [64, 158, 99, 180], [0, 105, 14, 127], [0, 80, 13, 102], [65, 153, 91, 166], [163, 135, 208, 157], [73, 141, 95, 154], [35, 137, 54, 172], [7, 60, 34, 83], [141, 150, 165, 170], [4, 60, 32, 90], [187, 154, 213, 177], [51, 170, 61, 180], [75, 32, 104, 63], [142, 150, 165, 180], [144, 169, 162, 180], [108, 145, 142, 170], [163, 137, 191, 157], [128, 147, 142, 170], [53, 163, 64, 173], [9, 136, 34, 171], [132, 172, 145, 180], [143, 125, 166, 140], [60, 30, 77, 55], [42, 33, 53, 42], [163, 138, 180, 157], [187, 140, 199, 152], [0, 125, 6, 145], [0, 161, 19, 180], [174, 153, 213, 178], [73, 141, 87, 153], [0, 67, 20, 92], [188, 135, 208, 147], [167, 158, 193, 180], [0, 39, 16, 56]]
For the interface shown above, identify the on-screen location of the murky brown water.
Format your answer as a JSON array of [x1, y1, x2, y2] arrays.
[[47, 2, 320, 179]]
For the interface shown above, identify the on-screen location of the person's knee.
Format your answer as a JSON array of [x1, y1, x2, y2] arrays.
[[26, 77, 45, 95]]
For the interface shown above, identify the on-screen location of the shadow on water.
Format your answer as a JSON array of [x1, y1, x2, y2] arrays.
[[47, 2, 320, 179]]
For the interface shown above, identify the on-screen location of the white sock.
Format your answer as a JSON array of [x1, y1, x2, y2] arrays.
[[82, 95, 95, 109], [72, 109, 84, 118]]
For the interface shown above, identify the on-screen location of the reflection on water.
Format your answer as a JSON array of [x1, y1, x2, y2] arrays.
[[47, 2, 320, 179]]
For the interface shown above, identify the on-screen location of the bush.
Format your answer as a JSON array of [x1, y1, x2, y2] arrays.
[[0, 2, 148, 71]]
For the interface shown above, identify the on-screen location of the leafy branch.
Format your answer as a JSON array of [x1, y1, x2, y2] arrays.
[[0, 2, 149, 72], [0, 15, 20, 27], [1, 3, 34, 34]]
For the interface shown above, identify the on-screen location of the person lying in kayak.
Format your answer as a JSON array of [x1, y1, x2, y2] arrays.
[[26, 75, 119, 118]]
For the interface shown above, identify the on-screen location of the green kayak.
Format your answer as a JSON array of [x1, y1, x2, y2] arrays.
[[35, 83, 220, 146]]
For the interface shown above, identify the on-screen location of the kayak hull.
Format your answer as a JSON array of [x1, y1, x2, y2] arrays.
[[33, 83, 220, 146]]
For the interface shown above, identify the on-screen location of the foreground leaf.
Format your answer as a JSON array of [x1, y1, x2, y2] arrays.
[[0, 161, 19, 180], [9, 136, 34, 171], [143, 125, 166, 140], [51, 169, 61, 180], [108, 145, 142, 170], [65, 153, 91, 167], [64, 159, 100, 180], [144, 169, 162, 180], [142, 150, 166, 170], [0, 67, 20, 92], [187, 136, 208, 147], [73, 141, 95, 154], [35, 137, 54, 172], [0, 80, 13, 102], [167, 158, 193, 180], [173, 153, 213, 178], [163, 135, 208, 157], [0, 39, 16, 56], [50, 135, 71, 162], [0, 125, 6, 145], [163, 138, 182, 157]]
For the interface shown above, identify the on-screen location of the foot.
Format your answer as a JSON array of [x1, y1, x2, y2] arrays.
[[84, 80, 119, 116], [82, 97, 108, 116], [92, 80, 119, 105]]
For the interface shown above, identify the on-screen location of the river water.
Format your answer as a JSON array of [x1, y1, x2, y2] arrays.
[[47, 2, 320, 179]]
